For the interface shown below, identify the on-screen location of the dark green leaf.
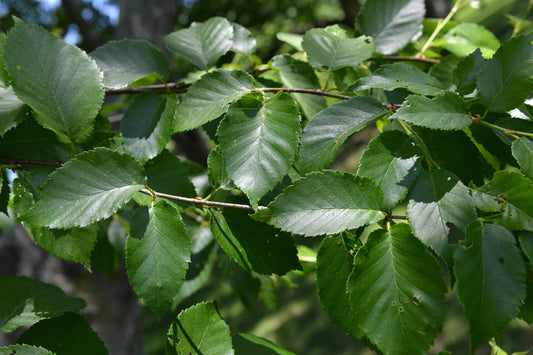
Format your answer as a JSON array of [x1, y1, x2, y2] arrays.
[[207, 146, 231, 188], [121, 93, 176, 163], [407, 169, 476, 255], [174, 69, 256, 132], [209, 209, 301, 275], [512, 137, 533, 181], [90, 39, 170, 88], [453, 49, 485, 95], [358, 131, 421, 210], [234, 333, 295, 355], [270, 55, 327, 119], [263, 171, 385, 236], [0, 86, 28, 135], [164, 17, 233, 70], [167, 302, 233, 355], [0, 33, 8, 86], [218, 92, 300, 209], [0, 345, 54, 355], [478, 32, 533, 112], [126, 199, 191, 318], [520, 231, 533, 265], [0, 275, 85, 333], [298, 96, 387, 173], [518, 267, 533, 324], [0, 169, 9, 214], [356, 0, 425, 55], [302, 28, 374, 70], [145, 150, 197, 199], [4, 21, 104, 143], [440, 23, 500, 58], [353, 63, 445, 96], [428, 55, 461, 90], [17, 312, 108, 355], [348, 224, 447, 354], [24, 148, 146, 229], [392, 92, 472, 130], [231, 22, 256, 55], [454, 223, 526, 352]]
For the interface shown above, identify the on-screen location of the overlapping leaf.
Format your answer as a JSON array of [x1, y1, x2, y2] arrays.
[[407, 169, 477, 255], [440, 23, 500, 58], [356, 0, 425, 55], [261, 171, 385, 236], [233, 333, 295, 355], [174, 69, 256, 132], [126, 199, 191, 318], [347, 224, 447, 354], [298, 96, 387, 173], [90, 39, 170, 88], [24, 148, 146, 229], [144, 150, 196, 198], [0, 345, 54, 355], [3, 21, 104, 143], [454, 223, 526, 352], [512, 137, 533, 181], [218, 92, 300, 209], [0, 86, 28, 135], [453, 49, 484, 95], [164, 17, 233, 70], [231, 22, 256, 55]]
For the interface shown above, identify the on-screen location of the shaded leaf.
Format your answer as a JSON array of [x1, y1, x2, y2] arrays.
[[0, 33, 8, 86], [298, 96, 387, 173], [512, 137, 533, 181], [4, 21, 104, 143], [90, 39, 170, 88], [234, 333, 295, 355], [0, 169, 9, 214], [454, 223, 526, 352], [0, 86, 28, 135], [208, 146, 231, 188], [440, 23, 500, 58], [348, 224, 447, 354], [453, 49, 485, 95], [145, 150, 197, 199]]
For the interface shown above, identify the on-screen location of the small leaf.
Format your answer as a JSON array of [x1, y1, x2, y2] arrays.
[[167, 302, 234, 355], [218, 92, 301, 209], [24, 147, 146, 229], [356, 0, 425, 55], [454, 223, 526, 352], [164, 17, 233, 70], [276, 32, 303, 51], [209, 209, 301, 275], [0, 275, 86, 333], [512, 137, 533, 181], [392, 92, 472, 130], [358, 131, 421, 210], [453, 48, 485, 95], [440, 23, 500, 58], [207, 146, 231, 188], [231, 22, 256, 55], [302, 28, 374, 70], [234, 333, 295, 355], [0, 345, 54, 355], [17, 313, 108, 355], [126, 200, 191, 318], [121, 93, 176, 163], [347, 224, 447, 354], [407, 169, 477, 255], [352, 63, 445, 96], [298, 96, 387, 174], [90, 39, 170, 89], [478, 32, 533, 112], [3, 21, 104, 143], [0, 86, 29, 135], [174, 69, 256, 132], [263, 171, 385, 236]]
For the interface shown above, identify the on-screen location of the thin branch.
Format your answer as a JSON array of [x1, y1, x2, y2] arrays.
[[381, 55, 440, 64], [0, 158, 63, 167], [259, 87, 352, 100], [105, 82, 190, 95]]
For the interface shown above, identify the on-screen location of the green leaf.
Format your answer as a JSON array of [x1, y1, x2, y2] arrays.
[[263, 171, 385, 236], [3, 21, 104, 143], [440, 23, 500, 58], [474, 171, 533, 231], [167, 302, 234, 355], [358, 131, 421, 210], [0, 169, 9, 214], [276, 32, 303, 51], [164, 17, 233, 70], [126, 199, 191, 318], [270, 55, 327, 119], [0, 33, 9, 86], [512, 137, 533, 181], [478, 32, 533, 112], [145, 150, 196, 198], [356, 0, 425, 55], [392, 92, 472, 130], [174, 69, 256, 132], [90, 39, 170, 88], [347, 224, 447, 354], [234, 333, 295, 355], [0, 275, 85, 333], [121, 93, 176, 163], [0, 86, 29, 135], [453, 48, 485, 95], [209, 209, 301, 275], [454, 223, 526, 352], [0, 345, 54, 355], [352, 63, 445, 96], [207, 146, 231, 188], [17, 312, 108, 355], [407, 169, 477, 255], [298, 96, 387, 174], [218, 92, 300, 209], [24, 147, 146, 229], [428, 55, 462, 90], [302, 28, 374, 70], [32, 225, 98, 270], [231, 22, 256, 55], [316, 235, 362, 338]]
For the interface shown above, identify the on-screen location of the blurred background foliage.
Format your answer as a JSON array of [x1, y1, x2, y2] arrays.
[[1, 0, 533, 354]]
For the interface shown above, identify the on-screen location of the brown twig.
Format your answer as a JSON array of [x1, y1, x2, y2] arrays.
[[382, 55, 440, 64], [105, 82, 190, 95], [259, 87, 352, 100], [0, 158, 63, 167]]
